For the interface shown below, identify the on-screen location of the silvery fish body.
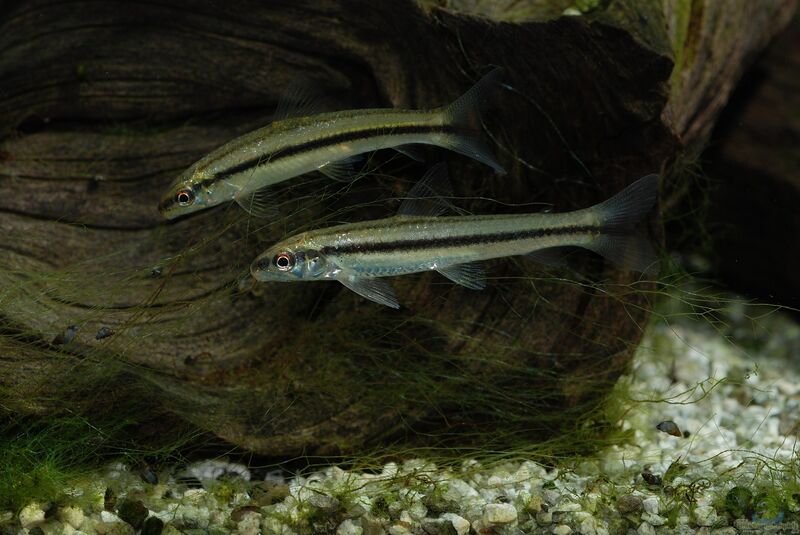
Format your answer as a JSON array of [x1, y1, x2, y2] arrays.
[[158, 69, 505, 219], [251, 167, 659, 308]]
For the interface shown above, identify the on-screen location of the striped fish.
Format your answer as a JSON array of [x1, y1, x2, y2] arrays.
[[158, 69, 506, 219], [250, 165, 660, 308]]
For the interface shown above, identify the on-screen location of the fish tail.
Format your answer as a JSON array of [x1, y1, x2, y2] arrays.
[[586, 174, 660, 274], [440, 67, 506, 174]]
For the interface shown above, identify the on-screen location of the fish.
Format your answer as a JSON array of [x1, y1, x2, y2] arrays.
[[250, 164, 660, 308], [158, 68, 506, 219]]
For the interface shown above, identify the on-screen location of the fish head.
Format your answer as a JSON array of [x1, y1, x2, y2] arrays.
[[158, 164, 218, 219], [251, 240, 331, 282]]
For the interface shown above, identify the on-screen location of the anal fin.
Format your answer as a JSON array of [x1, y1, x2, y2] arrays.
[[437, 262, 486, 290]]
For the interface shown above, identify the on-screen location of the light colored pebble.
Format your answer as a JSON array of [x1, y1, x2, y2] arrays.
[[19, 503, 45, 529], [237, 511, 262, 535], [642, 497, 659, 515], [694, 505, 718, 527], [59, 507, 85, 530], [483, 503, 517, 524], [387, 524, 412, 535], [99, 511, 120, 524], [337, 519, 363, 535], [552, 524, 572, 535], [637, 521, 656, 535], [641, 512, 666, 526], [440, 513, 470, 535], [537, 511, 553, 525], [578, 514, 597, 535]]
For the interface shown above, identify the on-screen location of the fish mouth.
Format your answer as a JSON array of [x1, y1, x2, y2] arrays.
[[157, 197, 172, 217], [157, 190, 184, 218], [250, 256, 275, 281]]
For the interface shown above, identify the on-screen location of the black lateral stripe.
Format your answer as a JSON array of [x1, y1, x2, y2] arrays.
[[321, 225, 600, 256], [214, 123, 458, 182]]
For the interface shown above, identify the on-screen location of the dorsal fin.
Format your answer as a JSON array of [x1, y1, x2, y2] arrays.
[[274, 80, 331, 120], [397, 163, 457, 217]]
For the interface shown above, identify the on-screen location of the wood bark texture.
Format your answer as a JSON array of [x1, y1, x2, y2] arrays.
[[0, 0, 793, 455], [704, 11, 800, 308]]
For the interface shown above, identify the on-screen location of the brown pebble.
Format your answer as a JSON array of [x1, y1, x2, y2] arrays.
[[641, 471, 662, 486], [53, 325, 78, 345], [141, 516, 164, 535], [95, 326, 115, 340], [251, 481, 290, 506], [42, 501, 58, 519], [656, 420, 682, 437], [117, 499, 149, 530], [617, 494, 643, 514], [104, 487, 117, 511]]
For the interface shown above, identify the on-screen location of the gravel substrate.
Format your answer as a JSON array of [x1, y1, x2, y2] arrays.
[[3, 303, 799, 535]]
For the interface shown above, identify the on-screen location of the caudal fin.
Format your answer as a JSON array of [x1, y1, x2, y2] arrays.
[[585, 174, 660, 274], [440, 67, 506, 174]]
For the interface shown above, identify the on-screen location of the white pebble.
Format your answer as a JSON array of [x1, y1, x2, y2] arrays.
[[444, 479, 479, 502], [19, 503, 45, 529], [387, 524, 412, 535], [694, 505, 718, 527], [637, 521, 656, 535], [642, 497, 659, 514], [440, 513, 470, 535], [483, 503, 517, 524], [641, 512, 666, 526], [237, 512, 261, 535], [337, 519, 363, 535], [59, 506, 85, 529], [551, 500, 582, 512], [99, 511, 120, 523], [552, 524, 572, 535], [578, 514, 597, 535]]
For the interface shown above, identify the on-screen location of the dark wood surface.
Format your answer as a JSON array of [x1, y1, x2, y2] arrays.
[[0, 0, 793, 454]]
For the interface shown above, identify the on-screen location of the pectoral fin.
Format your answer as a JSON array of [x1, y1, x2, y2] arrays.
[[437, 262, 486, 290], [394, 144, 426, 162], [235, 187, 278, 218], [339, 275, 400, 309], [318, 155, 366, 183]]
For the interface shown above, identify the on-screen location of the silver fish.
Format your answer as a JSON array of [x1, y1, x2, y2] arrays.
[[158, 69, 506, 219], [251, 165, 660, 308]]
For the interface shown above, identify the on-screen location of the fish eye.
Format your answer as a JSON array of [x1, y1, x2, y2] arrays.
[[274, 252, 295, 271], [176, 189, 195, 206]]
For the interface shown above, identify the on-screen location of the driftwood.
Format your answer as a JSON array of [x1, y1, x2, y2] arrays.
[[0, 1, 794, 455], [702, 12, 800, 308]]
